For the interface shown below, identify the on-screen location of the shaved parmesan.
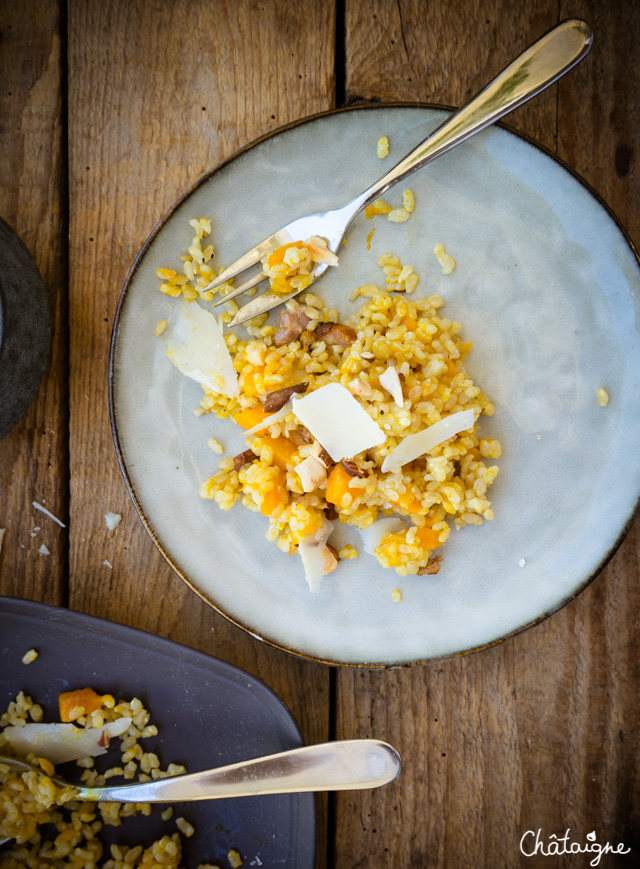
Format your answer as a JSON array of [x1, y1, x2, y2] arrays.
[[360, 518, 407, 554], [3, 718, 132, 765], [299, 518, 333, 593], [379, 366, 404, 407], [243, 403, 291, 438], [381, 409, 475, 473], [165, 298, 239, 399], [292, 384, 385, 461]]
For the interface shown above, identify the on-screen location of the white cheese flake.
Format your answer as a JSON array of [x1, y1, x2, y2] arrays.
[[360, 518, 407, 554], [292, 384, 385, 461], [38, 543, 50, 557], [298, 518, 333, 593], [165, 298, 239, 398], [32, 501, 65, 528], [104, 512, 121, 530], [381, 409, 475, 473], [242, 403, 291, 437], [379, 366, 404, 407], [3, 718, 132, 764]]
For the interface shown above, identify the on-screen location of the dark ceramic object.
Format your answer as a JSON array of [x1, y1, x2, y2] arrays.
[[0, 597, 315, 867], [0, 218, 51, 440]]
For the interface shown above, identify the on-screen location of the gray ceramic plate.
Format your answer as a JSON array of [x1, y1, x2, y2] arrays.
[[110, 106, 640, 667], [0, 597, 315, 867]]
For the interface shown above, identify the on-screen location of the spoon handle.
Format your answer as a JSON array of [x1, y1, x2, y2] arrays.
[[77, 739, 401, 803], [345, 18, 593, 216]]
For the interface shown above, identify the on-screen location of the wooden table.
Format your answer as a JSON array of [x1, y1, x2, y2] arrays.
[[1, 2, 638, 866]]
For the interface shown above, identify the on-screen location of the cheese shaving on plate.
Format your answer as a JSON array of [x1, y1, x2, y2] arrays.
[[165, 298, 239, 398], [292, 383, 385, 461], [379, 365, 404, 407], [381, 409, 475, 473]]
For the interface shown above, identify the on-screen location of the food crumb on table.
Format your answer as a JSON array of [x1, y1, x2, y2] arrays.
[[519, 558, 527, 568], [377, 136, 389, 158], [596, 387, 610, 407], [38, 543, 50, 556], [105, 511, 122, 530], [21, 648, 38, 664], [392, 589, 403, 603]]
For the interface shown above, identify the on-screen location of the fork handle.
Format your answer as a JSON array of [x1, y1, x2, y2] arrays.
[[76, 739, 401, 803], [344, 19, 592, 217]]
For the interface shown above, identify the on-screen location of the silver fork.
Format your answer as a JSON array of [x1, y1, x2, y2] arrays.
[[204, 19, 592, 328]]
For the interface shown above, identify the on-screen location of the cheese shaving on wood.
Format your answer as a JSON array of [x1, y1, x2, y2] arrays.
[[32, 501, 65, 528], [381, 409, 475, 473]]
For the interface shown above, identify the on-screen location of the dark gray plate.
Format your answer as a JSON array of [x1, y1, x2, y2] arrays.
[[0, 597, 315, 867], [0, 219, 50, 440]]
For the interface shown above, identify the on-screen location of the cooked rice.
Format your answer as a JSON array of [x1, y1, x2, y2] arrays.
[[160, 220, 501, 580], [0, 689, 228, 868]]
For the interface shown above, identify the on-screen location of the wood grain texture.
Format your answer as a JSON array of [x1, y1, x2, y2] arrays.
[[66, 2, 335, 864], [2, 0, 640, 866], [345, 0, 559, 148], [336, 1, 640, 867], [0, 1, 68, 604]]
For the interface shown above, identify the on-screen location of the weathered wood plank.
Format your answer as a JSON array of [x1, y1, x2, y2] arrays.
[[338, 1, 640, 867], [0, 0, 68, 604], [67, 2, 336, 864], [345, 0, 559, 148]]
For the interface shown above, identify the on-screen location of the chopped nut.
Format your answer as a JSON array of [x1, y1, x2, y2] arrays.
[[341, 460, 366, 478], [323, 544, 339, 575], [418, 555, 443, 576], [232, 450, 255, 472], [348, 377, 372, 397], [310, 440, 333, 469], [289, 426, 314, 446], [263, 382, 308, 413], [295, 456, 327, 492], [314, 321, 358, 346]]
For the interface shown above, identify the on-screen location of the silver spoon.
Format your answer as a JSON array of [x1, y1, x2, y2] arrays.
[[0, 739, 400, 843]]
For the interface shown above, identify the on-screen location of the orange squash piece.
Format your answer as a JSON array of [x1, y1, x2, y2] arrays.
[[260, 477, 289, 516], [265, 435, 297, 472], [59, 687, 107, 722], [325, 463, 358, 506], [416, 524, 443, 551], [267, 241, 303, 268], [233, 406, 270, 431]]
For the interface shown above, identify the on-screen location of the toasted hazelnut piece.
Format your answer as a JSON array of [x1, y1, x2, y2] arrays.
[[295, 455, 327, 492], [348, 377, 372, 397], [323, 544, 339, 575]]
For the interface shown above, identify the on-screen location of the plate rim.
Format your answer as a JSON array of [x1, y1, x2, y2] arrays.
[[108, 103, 640, 669]]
